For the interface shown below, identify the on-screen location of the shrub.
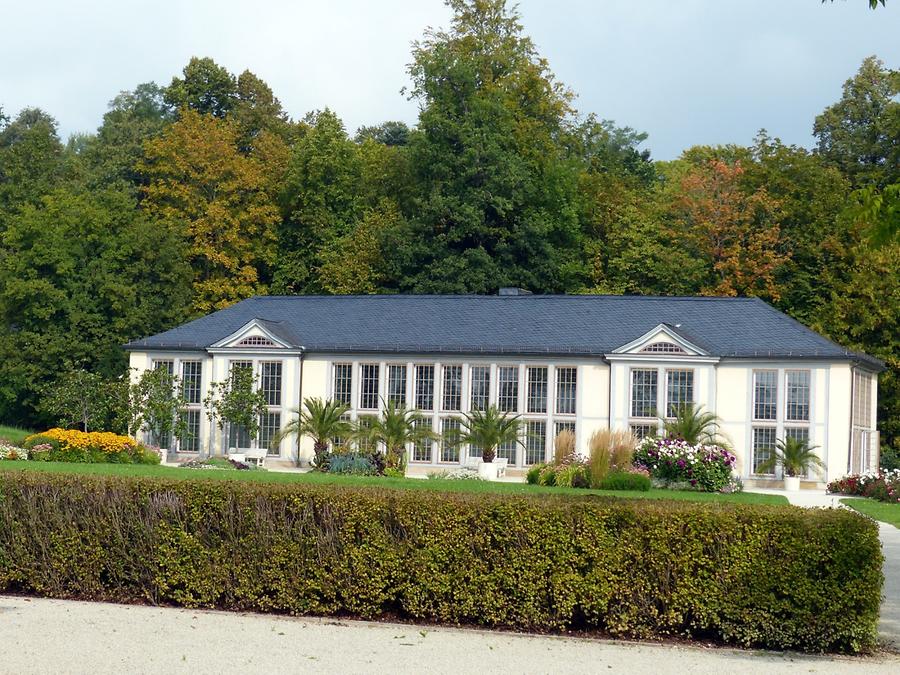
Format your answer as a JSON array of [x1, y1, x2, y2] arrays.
[[525, 464, 542, 485], [0, 472, 883, 653], [538, 464, 557, 486], [600, 470, 651, 492], [634, 437, 736, 492], [828, 470, 900, 504], [0, 444, 28, 461], [553, 429, 576, 466], [327, 453, 378, 476], [427, 467, 483, 481], [588, 429, 636, 488], [23, 428, 159, 465], [554, 462, 590, 488]]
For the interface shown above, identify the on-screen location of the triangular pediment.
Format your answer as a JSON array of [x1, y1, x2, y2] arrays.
[[611, 323, 708, 357], [210, 319, 292, 350]]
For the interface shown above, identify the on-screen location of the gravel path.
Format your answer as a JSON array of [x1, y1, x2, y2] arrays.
[[0, 595, 897, 674]]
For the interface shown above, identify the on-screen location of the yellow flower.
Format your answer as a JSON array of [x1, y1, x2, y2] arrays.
[[27, 428, 137, 454]]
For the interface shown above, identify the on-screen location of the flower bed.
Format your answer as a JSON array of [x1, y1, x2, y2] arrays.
[[0, 443, 28, 461], [23, 428, 160, 464], [633, 437, 738, 492], [828, 470, 900, 504]]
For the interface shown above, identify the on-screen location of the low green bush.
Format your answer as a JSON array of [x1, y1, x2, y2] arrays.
[[0, 472, 882, 653], [599, 470, 651, 492], [327, 453, 378, 476], [525, 464, 542, 484]]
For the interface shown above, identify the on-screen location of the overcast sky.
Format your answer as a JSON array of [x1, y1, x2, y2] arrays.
[[1, 0, 898, 160]]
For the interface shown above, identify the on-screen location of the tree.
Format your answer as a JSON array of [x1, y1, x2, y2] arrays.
[[401, 0, 586, 293], [451, 405, 523, 463], [663, 403, 730, 448], [0, 187, 191, 426], [0, 108, 65, 216], [813, 57, 899, 188], [277, 397, 352, 467], [664, 158, 787, 299], [273, 109, 364, 293], [232, 70, 292, 151], [164, 57, 237, 118], [356, 400, 437, 473], [131, 367, 187, 448], [355, 121, 411, 146], [204, 366, 269, 452], [140, 108, 279, 312], [39, 370, 117, 432]]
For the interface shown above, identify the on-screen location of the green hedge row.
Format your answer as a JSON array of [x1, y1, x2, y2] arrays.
[[0, 472, 883, 653]]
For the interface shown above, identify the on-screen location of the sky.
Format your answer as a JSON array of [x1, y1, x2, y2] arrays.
[[1, 0, 898, 160]]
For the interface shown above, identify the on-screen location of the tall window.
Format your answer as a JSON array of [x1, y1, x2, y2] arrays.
[[498, 366, 519, 412], [496, 437, 517, 463], [525, 420, 546, 465], [260, 362, 282, 406], [785, 370, 810, 422], [753, 370, 777, 420], [526, 366, 548, 414], [442, 365, 462, 411], [228, 423, 251, 450], [333, 363, 353, 405], [387, 364, 407, 406], [630, 369, 657, 418], [356, 416, 376, 453], [555, 367, 577, 415], [153, 359, 174, 375], [752, 427, 777, 475], [470, 366, 490, 411], [415, 365, 435, 411], [440, 418, 460, 462], [179, 410, 201, 452], [359, 364, 379, 410], [181, 361, 202, 404], [852, 371, 873, 429], [665, 369, 693, 417], [259, 411, 281, 455], [555, 420, 575, 438], [411, 417, 433, 462]]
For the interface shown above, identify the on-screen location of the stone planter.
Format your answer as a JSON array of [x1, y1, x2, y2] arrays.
[[478, 461, 499, 481], [783, 475, 801, 492]]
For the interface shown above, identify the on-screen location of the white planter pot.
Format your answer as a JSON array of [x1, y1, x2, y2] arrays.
[[784, 476, 801, 492], [478, 462, 499, 481]]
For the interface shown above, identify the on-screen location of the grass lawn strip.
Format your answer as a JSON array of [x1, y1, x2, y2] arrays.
[[841, 497, 900, 528], [0, 460, 788, 504], [0, 425, 32, 446]]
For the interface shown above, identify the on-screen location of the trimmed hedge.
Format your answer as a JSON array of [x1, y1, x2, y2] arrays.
[[0, 472, 883, 653]]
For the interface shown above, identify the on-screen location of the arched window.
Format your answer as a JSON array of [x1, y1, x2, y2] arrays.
[[235, 335, 277, 348], [640, 341, 686, 355]]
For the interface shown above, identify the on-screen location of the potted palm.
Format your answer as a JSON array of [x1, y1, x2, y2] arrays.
[[453, 406, 523, 481], [757, 436, 825, 491], [277, 397, 352, 468], [356, 399, 437, 476]]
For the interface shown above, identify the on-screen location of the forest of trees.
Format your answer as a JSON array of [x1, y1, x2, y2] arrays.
[[0, 0, 897, 458]]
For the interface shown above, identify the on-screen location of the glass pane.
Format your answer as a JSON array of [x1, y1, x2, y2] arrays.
[[753, 371, 777, 420], [333, 363, 353, 405], [440, 418, 460, 463], [630, 424, 656, 440], [498, 366, 519, 412], [415, 365, 435, 411], [665, 369, 694, 418], [442, 365, 462, 411], [470, 366, 490, 411], [359, 364, 380, 409], [555, 367, 577, 415], [525, 420, 546, 465], [181, 361, 202, 404], [411, 417, 433, 462], [526, 367, 548, 413], [752, 427, 776, 474], [228, 424, 251, 450], [785, 370, 810, 422], [630, 369, 657, 418], [388, 364, 407, 405], [259, 412, 281, 455], [260, 362, 282, 406], [179, 410, 201, 452]]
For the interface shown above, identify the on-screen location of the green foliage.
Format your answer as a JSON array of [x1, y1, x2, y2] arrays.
[[130, 367, 187, 446], [663, 403, 730, 448], [203, 366, 269, 444], [0, 472, 882, 653], [356, 399, 436, 472], [525, 464, 542, 485], [38, 370, 121, 433], [450, 405, 523, 463], [757, 436, 826, 478], [599, 471, 651, 492], [277, 397, 352, 468], [326, 453, 378, 476]]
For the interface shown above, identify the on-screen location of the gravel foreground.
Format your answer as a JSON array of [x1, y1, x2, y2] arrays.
[[0, 595, 896, 675]]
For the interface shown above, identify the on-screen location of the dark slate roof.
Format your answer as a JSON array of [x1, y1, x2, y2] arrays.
[[124, 295, 883, 369]]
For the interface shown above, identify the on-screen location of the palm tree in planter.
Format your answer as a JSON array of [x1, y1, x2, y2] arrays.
[[756, 436, 825, 491], [453, 405, 524, 480], [277, 397, 352, 469], [663, 402, 731, 449], [357, 400, 438, 476]]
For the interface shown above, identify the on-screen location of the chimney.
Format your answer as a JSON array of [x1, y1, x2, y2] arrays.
[[498, 288, 532, 296]]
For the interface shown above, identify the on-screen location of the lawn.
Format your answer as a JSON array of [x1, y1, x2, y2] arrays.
[[0, 460, 788, 505], [0, 425, 34, 446], [841, 497, 900, 528]]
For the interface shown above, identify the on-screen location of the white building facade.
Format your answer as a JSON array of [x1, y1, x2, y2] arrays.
[[126, 294, 882, 484]]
